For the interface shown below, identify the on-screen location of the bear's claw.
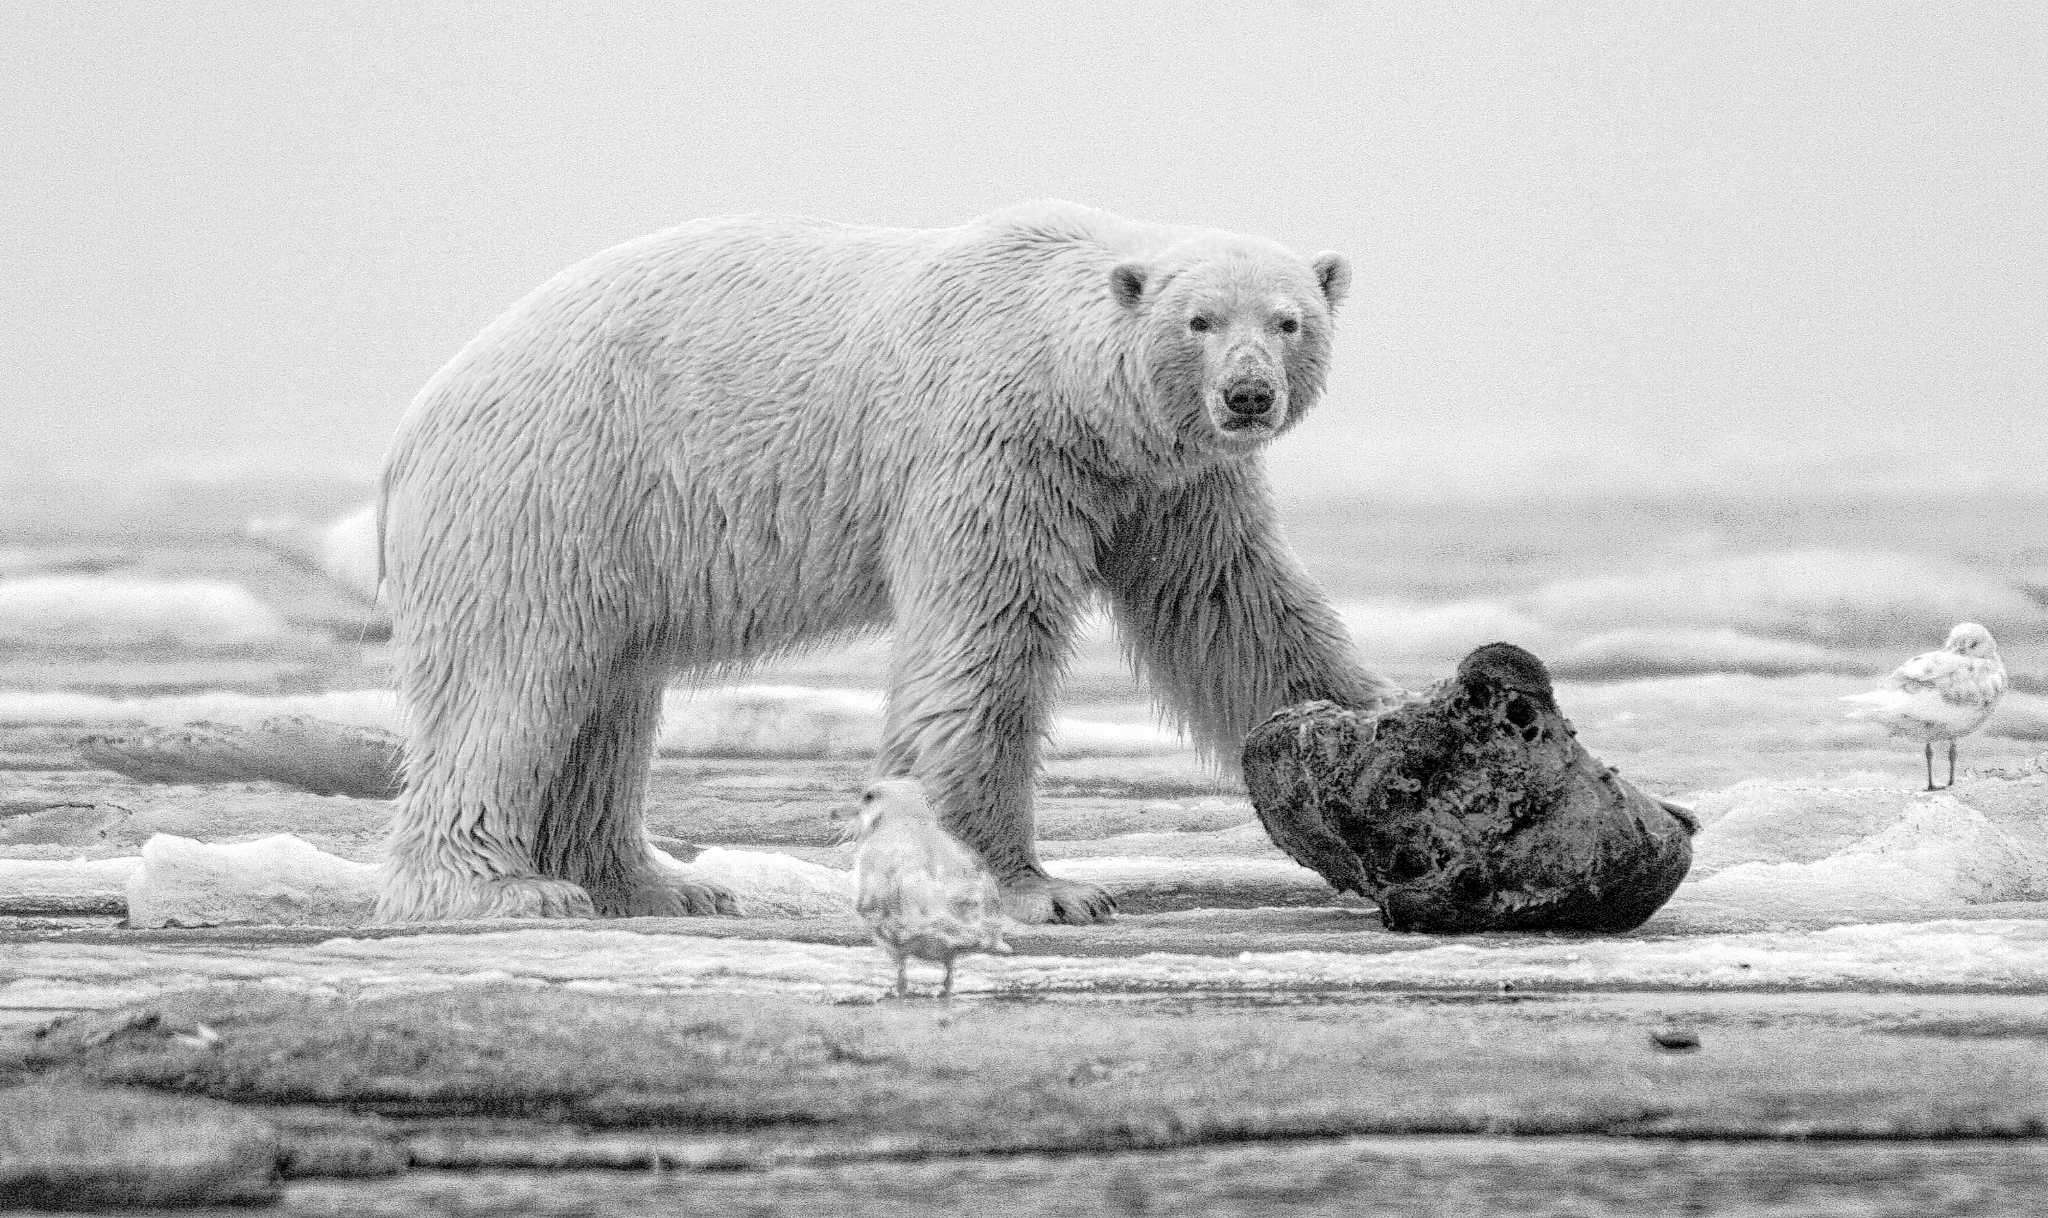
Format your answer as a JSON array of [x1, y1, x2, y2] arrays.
[[999, 875, 1118, 925]]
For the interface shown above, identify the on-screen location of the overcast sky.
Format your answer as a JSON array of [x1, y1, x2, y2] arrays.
[[4, 2, 2043, 501]]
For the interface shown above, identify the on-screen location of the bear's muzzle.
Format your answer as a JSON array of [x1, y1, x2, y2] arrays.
[[1217, 372, 1284, 432]]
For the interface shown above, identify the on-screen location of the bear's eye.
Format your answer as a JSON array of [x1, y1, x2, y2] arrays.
[[1187, 316, 1212, 334], [1276, 316, 1300, 335]]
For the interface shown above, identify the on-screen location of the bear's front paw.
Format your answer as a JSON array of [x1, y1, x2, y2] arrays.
[[375, 873, 596, 922], [999, 874, 1118, 925], [593, 863, 741, 918]]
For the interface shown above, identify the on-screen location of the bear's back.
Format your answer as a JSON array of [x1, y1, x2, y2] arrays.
[[453, 202, 1220, 366]]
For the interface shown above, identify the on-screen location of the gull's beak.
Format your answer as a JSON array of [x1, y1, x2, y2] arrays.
[[829, 802, 861, 823]]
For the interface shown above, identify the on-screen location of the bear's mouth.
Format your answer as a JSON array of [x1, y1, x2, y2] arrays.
[[1216, 414, 1279, 437]]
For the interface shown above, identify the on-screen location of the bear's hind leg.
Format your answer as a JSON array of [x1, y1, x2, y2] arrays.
[[376, 630, 610, 917], [377, 695, 601, 923], [537, 657, 738, 917], [376, 868, 594, 922]]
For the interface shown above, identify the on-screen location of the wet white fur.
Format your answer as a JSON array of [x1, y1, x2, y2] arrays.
[[375, 199, 1400, 923]]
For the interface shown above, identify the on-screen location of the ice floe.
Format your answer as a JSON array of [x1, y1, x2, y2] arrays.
[[1524, 549, 2046, 649], [6, 919, 2047, 1013], [0, 856, 140, 915], [1325, 549, 2048, 681], [1550, 628, 1858, 681]]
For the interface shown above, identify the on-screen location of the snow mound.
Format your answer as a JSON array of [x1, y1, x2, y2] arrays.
[[691, 847, 852, 917], [1685, 780, 1904, 874], [0, 576, 288, 652], [126, 833, 378, 928], [1681, 782, 2048, 916], [1689, 796, 2048, 913]]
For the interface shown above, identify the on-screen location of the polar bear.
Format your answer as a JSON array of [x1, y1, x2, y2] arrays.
[[376, 200, 1401, 924]]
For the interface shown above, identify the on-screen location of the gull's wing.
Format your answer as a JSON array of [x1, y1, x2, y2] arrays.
[[1890, 648, 1965, 690], [854, 842, 930, 919]]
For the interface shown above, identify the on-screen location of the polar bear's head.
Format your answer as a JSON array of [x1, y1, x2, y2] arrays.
[[1109, 238, 1350, 453]]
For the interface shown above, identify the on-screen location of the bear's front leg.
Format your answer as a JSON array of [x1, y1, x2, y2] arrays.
[[582, 845, 741, 917], [990, 871, 1119, 925], [1100, 465, 1406, 762], [879, 532, 1112, 925], [878, 668, 1118, 925]]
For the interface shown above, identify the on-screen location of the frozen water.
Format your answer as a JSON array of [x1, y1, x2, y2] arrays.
[[1325, 549, 2048, 680], [7, 918, 2047, 1012], [0, 576, 288, 651]]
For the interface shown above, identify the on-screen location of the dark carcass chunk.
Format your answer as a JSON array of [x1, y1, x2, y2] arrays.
[[1243, 643, 1696, 933]]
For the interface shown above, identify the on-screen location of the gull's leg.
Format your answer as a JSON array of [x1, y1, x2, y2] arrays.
[[1947, 739, 1959, 789], [893, 953, 909, 998], [1925, 741, 1937, 792], [941, 958, 957, 999]]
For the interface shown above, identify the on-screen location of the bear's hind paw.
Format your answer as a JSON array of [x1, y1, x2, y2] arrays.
[[1000, 875, 1118, 925], [375, 874, 597, 922]]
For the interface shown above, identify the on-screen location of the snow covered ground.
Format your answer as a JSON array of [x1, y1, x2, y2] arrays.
[[3, 492, 2045, 1018]]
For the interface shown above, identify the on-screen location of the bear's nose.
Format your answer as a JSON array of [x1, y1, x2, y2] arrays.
[[1223, 380, 1276, 418]]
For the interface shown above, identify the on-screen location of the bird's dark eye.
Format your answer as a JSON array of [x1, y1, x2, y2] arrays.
[[1277, 316, 1300, 334], [861, 791, 876, 804], [1188, 316, 1212, 333]]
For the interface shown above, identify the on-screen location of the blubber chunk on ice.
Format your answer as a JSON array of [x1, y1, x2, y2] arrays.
[[1243, 643, 1695, 933]]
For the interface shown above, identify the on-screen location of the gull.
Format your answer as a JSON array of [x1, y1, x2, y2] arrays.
[[1842, 622, 2006, 790], [835, 778, 1011, 998]]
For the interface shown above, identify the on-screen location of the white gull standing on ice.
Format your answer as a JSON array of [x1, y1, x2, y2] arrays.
[[1842, 622, 2006, 790], [835, 778, 1011, 998]]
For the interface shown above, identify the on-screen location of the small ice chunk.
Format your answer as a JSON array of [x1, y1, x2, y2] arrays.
[[125, 833, 377, 928]]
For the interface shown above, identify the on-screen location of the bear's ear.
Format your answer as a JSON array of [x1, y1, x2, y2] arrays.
[[1310, 252, 1352, 310], [1108, 262, 1149, 311]]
